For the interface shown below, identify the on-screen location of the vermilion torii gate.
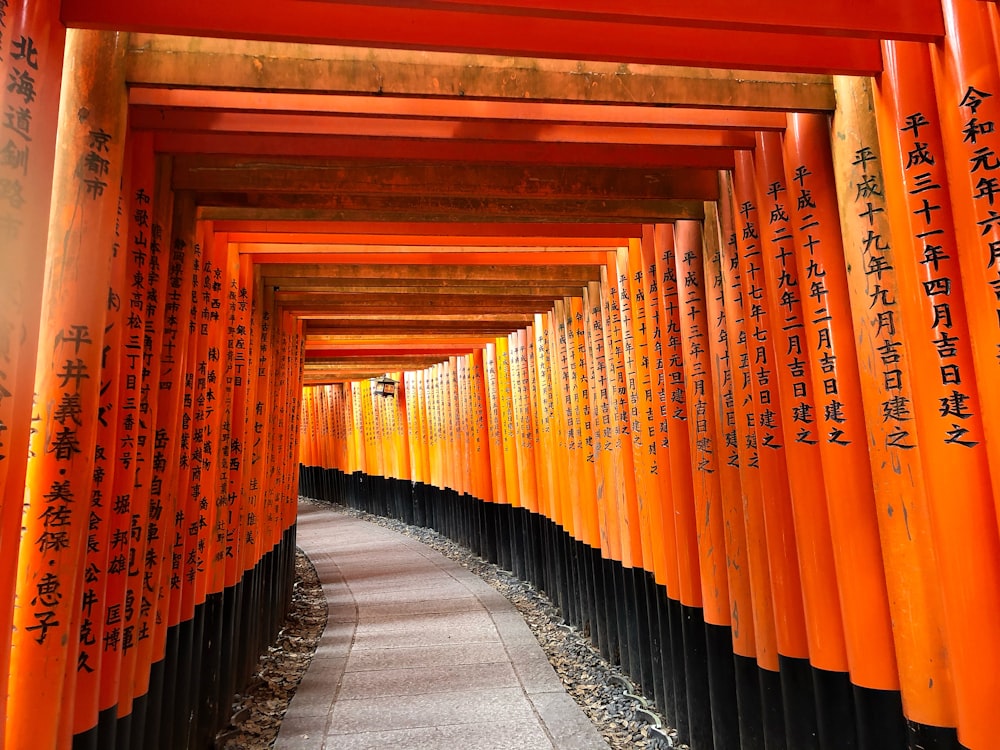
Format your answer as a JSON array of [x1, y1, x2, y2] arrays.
[[3, 1, 1000, 749]]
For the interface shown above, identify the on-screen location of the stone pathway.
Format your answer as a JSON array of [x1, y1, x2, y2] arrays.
[[277, 502, 610, 750]]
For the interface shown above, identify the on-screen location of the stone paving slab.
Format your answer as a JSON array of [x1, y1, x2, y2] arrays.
[[278, 501, 610, 750]]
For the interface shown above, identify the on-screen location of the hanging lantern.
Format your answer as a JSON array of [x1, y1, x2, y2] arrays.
[[375, 374, 398, 398]]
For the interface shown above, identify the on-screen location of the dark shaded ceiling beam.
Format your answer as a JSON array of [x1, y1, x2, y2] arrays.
[[197, 194, 705, 222], [173, 160, 720, 201]]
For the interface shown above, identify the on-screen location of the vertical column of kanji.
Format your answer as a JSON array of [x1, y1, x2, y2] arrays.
[[700, 199, 762, 749], [636, 234, 684, 727], [783, 112, 902, 742], [71, 141, 129, 750], [472, 351, 492, 509], [732, 152, 817, 748], [101, 136, 154, 741], [674, 219, 738, 750], [566, 298, 598, 635], [749, 139, 857, 748], [146, 187, 192, 750], [188, 222, 231, 748], [579, 289, 612, 563], [161, 212, 203, 750], [517, 329, 539, 516], [604, 265, 643, 579], [879, 39, 995, 749], [570, 298, 601, 636], [123, 147, 173, 750], [652, 224, 705, 744], [530, 319, 555, 589], [618, 245, 659, 580], [0, 13, 66, 702], [111, 132, 160, 742], [6, 28, 128, 750], [0, 8, 65, 654], [517, 335, 539, 584], [717, 178, 784, 750], [931, 0, 1000, 500], [558, 306, 582, 596], [483, 347, 508, 568], [212, 235, 246, 734], [612, 245, 656, 698], [832, 75, 960, 744], [633, 231, 674, 605]]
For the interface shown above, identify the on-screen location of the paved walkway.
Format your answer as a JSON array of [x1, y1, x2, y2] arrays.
[[277, 501, 610, 750]]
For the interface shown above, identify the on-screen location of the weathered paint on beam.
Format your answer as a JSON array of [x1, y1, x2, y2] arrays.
[[125, 35, 836, 111]]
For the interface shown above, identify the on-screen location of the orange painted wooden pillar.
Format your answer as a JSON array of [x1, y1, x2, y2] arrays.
[[783, 112, 903, 747], [652, 223, 709, 745], [674, 219, 739, 750], [718, 170, 784, 749], [70, 143, 130, 745], [0, 11, 66, 719], [701, 198, 762, 749], [531, 319, 554, 522], [733, 148, 819, 749], [931, 0, 1000, 503], [6, 28, 129, 750], [748, 135, 858, 748], [832, 73, 962, 743], [568, 298, 599, 550], [120, 153, 175, 748], [582, 284, 620, 567], [880, 38, 1000, 750], [601, 270, 641, 574], [111, 133, 162, 736], [618, 244, 660, 580], [635, 229, 675, 595]]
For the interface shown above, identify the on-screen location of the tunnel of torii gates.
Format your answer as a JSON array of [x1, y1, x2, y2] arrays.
[[8, 1, 1000, 750]]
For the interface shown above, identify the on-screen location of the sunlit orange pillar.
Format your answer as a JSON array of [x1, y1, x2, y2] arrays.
[[701, 198, 762, 748], [6, 28, 129, 750], [653, 224, 710, 745], [832, 73, 961, 744], [880, 38, 1000, 750], [783, 112, 902, 747], [717, 171, 784, 749], [71, 146, 130, 747], [0, 1, 66, 733], [674, 219, 738, 750], [931, 0, 1000, 504], [747, 137, 857, 749]]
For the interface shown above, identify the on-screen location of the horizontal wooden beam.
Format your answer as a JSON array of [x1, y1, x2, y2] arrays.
[[173, 159, 720, 200], [215, 220, 640, 239], [71, 6, 890, 74], [129, 88, 790, 130], [196, 194, 705, 222], [126, 36, 836, 110], [258, 263, 602, 281], [135, 108, 756, 151], [246, 251, 610, 265], [156, 133, 739, 170], [311, 1, 942, 41], [265, 280, 585, 297]]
